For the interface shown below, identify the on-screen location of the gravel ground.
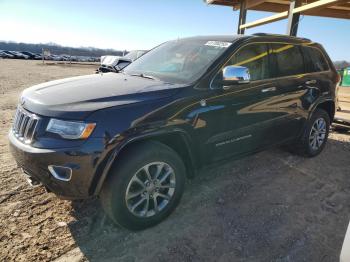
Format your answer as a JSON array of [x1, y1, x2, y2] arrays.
[[0, 59, 349, 262]]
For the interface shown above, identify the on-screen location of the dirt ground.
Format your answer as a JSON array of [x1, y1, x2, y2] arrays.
[[0, 59, 349, 262]]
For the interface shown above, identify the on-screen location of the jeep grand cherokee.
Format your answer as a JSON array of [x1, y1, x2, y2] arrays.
[[9, 34, 338, 230]]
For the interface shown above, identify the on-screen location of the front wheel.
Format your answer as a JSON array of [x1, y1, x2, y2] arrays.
[[100, 141, 186, 230]]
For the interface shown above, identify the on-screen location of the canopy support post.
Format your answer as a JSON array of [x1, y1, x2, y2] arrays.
[[237, 1, 247, 35], [286, 0, 302, 36]]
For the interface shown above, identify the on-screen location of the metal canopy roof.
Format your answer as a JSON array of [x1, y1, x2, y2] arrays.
[[207, 0, 350, 36], [207, 0, 350, 19]]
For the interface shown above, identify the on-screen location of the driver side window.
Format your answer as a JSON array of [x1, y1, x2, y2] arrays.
[[228, 43, 270, 81], [212, 43, 271, 88]]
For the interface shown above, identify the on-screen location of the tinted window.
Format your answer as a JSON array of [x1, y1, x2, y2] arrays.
[[272, 44, 305, 77], [302, 46, 329, 72], [225, 43, 270, 81]]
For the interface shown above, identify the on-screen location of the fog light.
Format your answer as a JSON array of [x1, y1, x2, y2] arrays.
[[48, 165, 72, 181]]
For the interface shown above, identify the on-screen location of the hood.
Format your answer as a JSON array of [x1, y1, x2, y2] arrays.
[[21, 73, 184, 119]]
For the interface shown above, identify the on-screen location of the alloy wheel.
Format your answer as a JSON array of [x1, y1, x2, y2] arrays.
[[125, 162, 176, 217], [309, 117, 327, 151]]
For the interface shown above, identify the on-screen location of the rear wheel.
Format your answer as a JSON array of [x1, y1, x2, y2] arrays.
[[100, 141, 186, 230], [292, 109, 330, 157]]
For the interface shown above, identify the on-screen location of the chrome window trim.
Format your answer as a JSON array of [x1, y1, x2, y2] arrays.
[[209, 41, 332, 90]]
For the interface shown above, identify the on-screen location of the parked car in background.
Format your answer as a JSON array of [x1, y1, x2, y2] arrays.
[[20, 51, 41, 60], [9, 34, 338, 230], [123, 50, 147, 61], [0, 50, 99, 62], [0, 50, 15, 59], [2, 51, 29, 59], [97, 55, 121, 73], [12, 51, 29, 59], [97, 50, 148, 73]]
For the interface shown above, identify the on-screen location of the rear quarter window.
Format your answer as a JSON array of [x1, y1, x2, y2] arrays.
[[302, 45, 329, 72]]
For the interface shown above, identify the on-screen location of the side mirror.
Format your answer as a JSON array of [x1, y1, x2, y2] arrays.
[[222, 65, 250, 88]]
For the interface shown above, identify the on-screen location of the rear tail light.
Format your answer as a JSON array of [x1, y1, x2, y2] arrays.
[[336, 73, 341, 84]]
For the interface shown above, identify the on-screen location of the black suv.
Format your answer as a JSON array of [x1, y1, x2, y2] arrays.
[[9, 34, 338, 230]]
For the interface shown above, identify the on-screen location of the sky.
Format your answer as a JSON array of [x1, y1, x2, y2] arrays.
[[0, 0, 349, 61]]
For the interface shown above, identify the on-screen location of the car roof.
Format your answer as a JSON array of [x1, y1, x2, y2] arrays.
[[179, 35, 244, 43], [180, 34, 312, 44]]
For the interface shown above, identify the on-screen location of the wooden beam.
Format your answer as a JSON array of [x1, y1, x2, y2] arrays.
[[330, 5, 350, 11], [245, 0, 267, 8], [240, 11, 288, 29], [206, 0, 240, 6], [240, 0, 349, 29], [265, 0, 290, 5], [249, 1, 350, 13], [293, 0, 348, 13], [305, 6, 350, 18], [249, 2, 290, 12]]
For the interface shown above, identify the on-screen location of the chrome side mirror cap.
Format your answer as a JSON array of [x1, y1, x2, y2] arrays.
[[222, 65, 250, 87]]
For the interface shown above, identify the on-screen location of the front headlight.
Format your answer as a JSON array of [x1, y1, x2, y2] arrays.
[[46, 119, 96, 139]]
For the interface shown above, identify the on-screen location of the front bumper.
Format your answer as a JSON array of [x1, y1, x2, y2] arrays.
[[8, 130, 105, 199]]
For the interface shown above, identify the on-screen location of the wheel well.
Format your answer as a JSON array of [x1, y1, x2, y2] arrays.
[[152, 133, 196, 178], [316, 101, 335, 123], [116, 133, 196, 179]]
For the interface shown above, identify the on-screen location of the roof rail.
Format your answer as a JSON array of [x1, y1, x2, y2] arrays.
[[252, 33, 311, 42]]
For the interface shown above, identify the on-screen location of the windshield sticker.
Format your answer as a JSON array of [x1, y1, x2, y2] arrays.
[[205, 41, 232, 48]]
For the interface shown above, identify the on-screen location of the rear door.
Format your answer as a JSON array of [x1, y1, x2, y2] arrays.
[[301, 44, 334, 98], [269, 43, 309, 142]]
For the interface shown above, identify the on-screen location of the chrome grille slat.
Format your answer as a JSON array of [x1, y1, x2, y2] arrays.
[[15, 112, 24, 132], [12, 107, 39, 144], [19, 115, 29, 137], [13, 110, 20, 130], [24, 118, 34, 138], [28, 119, 39, 142]]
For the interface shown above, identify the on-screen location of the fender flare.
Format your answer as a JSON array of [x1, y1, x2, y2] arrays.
[[308, 98, 335, 122], [92, 129, 197, 195]]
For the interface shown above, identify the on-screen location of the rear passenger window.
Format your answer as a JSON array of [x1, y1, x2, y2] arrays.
[[302, 46, 329, 72], [271, 44, 305, 77], [226, 43, 270, 81]]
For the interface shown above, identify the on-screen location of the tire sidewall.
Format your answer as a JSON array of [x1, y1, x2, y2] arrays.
[[102, 142, 186, 230], [304, 109, 330, 157]]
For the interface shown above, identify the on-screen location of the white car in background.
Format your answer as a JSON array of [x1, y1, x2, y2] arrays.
[[100, 55, 121, 66], [98, 50, 147, 73]]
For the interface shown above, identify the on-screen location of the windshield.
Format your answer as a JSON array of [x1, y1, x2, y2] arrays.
[[124, 38, 232, 84]]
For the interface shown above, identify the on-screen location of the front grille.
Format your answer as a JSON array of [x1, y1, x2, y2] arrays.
[[12, 107, 39, 144]]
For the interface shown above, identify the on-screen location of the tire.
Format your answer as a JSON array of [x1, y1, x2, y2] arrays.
[[292, 108, 330, 157], [100, 141, 186, 230]]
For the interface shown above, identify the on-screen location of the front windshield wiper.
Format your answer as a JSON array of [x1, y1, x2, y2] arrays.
[[130, 73, 159, 81]]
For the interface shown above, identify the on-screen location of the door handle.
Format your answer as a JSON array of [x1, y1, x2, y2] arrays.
[[305, 80, 317, 85], [261, 87, 276, 93]]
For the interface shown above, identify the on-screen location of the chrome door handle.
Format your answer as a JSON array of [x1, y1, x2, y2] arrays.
[[305, 80, 317, 85], [261, 87, 276, 93]]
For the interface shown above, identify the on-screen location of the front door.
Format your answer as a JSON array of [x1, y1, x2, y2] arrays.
[[192, 42, 285, 163]]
